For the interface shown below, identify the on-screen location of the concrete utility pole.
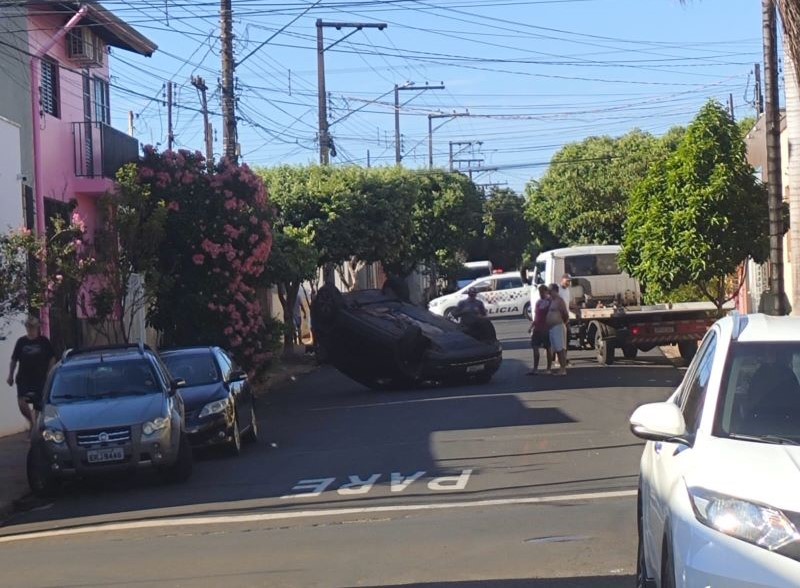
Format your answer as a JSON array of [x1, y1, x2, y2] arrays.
[[394, 82, 444, 165], [166, 81, 174, 150], [317, 20, 387, 165], [427, 112, 470, 168], [220, 0, 238, 163], [192, 76, 213, 165], [448, 140, 482, 172], [754, 63, 764, 115], [128, 110, 135, 137], [763, 0, 787, 315], [728, 93, 735, 120]]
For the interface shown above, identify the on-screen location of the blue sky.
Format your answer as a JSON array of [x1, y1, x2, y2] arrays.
[[105, 0, 766, 191]]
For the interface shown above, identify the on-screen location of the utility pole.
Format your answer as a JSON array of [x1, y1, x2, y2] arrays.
[[728, 93, 735, 120], [428, 112, 470, 169], [166, 81, 174, 151], [763, 0, 786, 315], [449, 140, 482, 172], [394, 82, 444, 165], [754, 63, 764, 115], [128, 110, 135, 137], [367, 149, 371, 168], [317, 20, 387, 165], [220, 0, 237, 163], [192, 76, 213, 165]]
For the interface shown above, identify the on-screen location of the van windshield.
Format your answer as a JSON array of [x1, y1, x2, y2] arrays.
[[456, 265, 492, 288]]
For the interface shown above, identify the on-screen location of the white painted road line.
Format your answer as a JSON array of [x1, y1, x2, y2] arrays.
[[0, 489, 637, 544]]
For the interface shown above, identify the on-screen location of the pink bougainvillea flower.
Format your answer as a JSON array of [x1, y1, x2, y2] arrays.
[[192, 254, 205, 266], [167, 201, 180, 212]]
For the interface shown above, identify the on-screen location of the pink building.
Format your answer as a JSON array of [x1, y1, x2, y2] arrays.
[[24, 2, 155, 346]]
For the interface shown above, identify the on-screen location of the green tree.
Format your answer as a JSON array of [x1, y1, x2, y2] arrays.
[[620, 100, 769, 309], [383, 170, 483, 280], [525, 129, 676, 247], [475, 188, 530, 271], [261, 226, 319, 351]]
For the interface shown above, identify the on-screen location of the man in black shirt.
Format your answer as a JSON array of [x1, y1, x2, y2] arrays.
[[6, 316, 55, 427]]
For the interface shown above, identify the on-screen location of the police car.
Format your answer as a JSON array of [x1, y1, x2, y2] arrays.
[[428, 272, 530, 321]]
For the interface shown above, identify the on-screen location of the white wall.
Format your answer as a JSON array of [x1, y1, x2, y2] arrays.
[[0, 117, 27, 436]]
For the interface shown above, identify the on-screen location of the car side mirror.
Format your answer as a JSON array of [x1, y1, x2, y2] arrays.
[[170, 378, 187, 395], [229, 369, 247, 383], [630, 402, 691, 445]]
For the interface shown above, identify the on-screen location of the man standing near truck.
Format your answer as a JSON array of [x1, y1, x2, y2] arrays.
[[558, 274, 573, 364]]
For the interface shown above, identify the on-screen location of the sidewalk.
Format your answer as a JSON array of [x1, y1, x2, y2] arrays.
[[0, 432, 29, 521]]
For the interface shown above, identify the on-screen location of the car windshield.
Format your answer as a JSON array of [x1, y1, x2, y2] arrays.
[[49, 359, 161, 404], [534, 261, 546, 285], [715, 342, 800, 442], [162, 352, 221, 387]]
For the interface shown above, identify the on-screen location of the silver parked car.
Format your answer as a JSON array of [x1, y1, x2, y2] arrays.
[[27, 343, 193, 495]]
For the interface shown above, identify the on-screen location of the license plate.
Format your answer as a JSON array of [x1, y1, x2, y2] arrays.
[[654, 326, 674, 334], [87, 447, 125, 463], [466, 364, 485, 373]]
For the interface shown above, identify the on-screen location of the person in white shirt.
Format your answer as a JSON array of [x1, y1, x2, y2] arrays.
[[558, 274, 573, 363]]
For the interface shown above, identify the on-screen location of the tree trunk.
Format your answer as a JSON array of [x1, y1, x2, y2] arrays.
[[785, 39, 800, 315]]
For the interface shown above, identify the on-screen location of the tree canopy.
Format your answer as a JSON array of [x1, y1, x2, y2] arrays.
[[470, 188, 530, 271], [525, 128, 682, 247], [620, 100, 769, 308]]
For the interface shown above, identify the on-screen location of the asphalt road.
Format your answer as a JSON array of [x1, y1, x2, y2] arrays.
[[0, 318, 684, 588]]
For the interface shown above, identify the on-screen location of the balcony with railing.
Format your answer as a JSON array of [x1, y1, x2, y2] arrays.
[[72, 121, 139, 180]]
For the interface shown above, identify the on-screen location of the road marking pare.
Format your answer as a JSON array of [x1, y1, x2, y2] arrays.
[[281, 470, 473, 499]]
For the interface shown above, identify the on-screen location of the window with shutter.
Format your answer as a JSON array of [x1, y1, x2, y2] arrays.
[[40, 59, 60, 118], [93, 77, 110, 124]]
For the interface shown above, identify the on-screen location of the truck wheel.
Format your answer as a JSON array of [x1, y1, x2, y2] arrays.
[[678, 341, 697, 363], [622, 345, 638, 360], [595, 329, 615, 365]]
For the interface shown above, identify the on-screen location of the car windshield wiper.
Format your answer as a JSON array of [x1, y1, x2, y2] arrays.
[[729, 433, 800, 446]]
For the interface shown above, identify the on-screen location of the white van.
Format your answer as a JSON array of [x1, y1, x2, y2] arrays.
[[533, 245, 641, 307], [454, 261, 493, 290]]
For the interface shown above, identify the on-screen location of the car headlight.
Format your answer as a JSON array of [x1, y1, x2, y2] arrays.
[[142, 417, 170, 436], [689, 487, 800, 551], [199, 398, 229, 418], [42, 428, 65, 444]]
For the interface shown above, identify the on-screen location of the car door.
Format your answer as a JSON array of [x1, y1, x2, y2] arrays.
[[484, 276, 522, 316], [643, 330, 717, 578], [215, 349, 243, 423], [472, 279, 499, 315]]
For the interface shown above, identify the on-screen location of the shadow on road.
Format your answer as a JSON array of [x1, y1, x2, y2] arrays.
[[353, 576, 635, 588]]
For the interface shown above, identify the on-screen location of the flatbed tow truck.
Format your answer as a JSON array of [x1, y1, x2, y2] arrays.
[[576, 301, 728, 365]]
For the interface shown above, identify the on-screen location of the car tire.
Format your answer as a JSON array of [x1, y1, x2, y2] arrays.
[[162, 433, 193, 484], [523, 302, 532, 321], [636, 490, 655, 588], [228, 415, 242, 456], [243, 404, 258, 443], [444, 308, 458, 322], [661, 530, 676, 588], [26, 446, 58, 497]]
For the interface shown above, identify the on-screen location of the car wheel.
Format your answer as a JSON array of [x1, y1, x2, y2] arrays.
[[523, 302, 532, 321], [228, 415, 242, 456], [444, 308, 458, 322], [26, 446, 58, 497], [636, 491, 654, 588], [661, 531, 676, 588], [243, 404, 259, 443], [161, 433, 193, 484]]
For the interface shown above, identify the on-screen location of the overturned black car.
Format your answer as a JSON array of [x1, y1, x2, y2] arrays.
[[311, 285, 502, 390]]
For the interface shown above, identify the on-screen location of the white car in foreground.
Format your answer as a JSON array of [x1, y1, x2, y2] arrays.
[[428, 272, 530, 321], [631, 313, 800, 588]]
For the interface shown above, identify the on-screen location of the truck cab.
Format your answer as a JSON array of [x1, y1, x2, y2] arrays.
[[533, 245, 641, 308]]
